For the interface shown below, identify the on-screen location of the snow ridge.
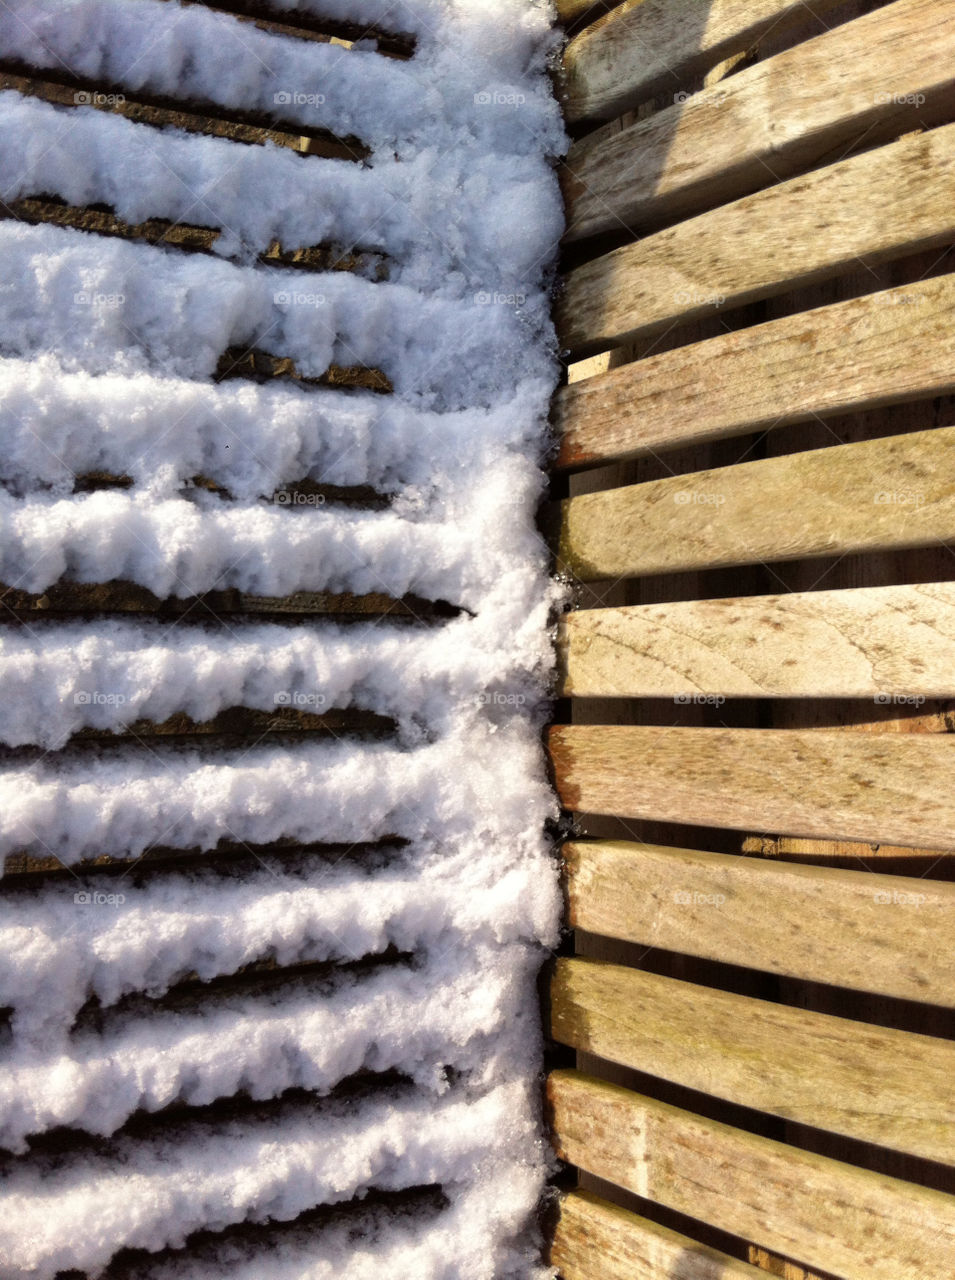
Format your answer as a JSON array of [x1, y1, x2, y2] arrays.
[[0, 1, 564, 1276]]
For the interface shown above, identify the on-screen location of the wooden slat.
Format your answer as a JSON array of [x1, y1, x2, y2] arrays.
[[563, 840, 955, 1006], [557, 583, 955, 699], [548, 724, 955, 849], [549, 1070, 955, 1280], [2, 197, 388, 278], [0, 580, 456, 621], [559, 121, 955, 357], [562, 0, 955, 243], [551, 1188, 765, 1280], [557, 426, 955, 581], [169, 0, 416, 58], [550, 957, 955, 1163], [562, 0, 846, 125], [555, 271, 955, 469], [0, 66, 366, 161], [557, 0, 605, 23]]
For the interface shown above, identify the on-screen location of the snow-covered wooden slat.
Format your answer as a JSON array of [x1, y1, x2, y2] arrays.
[[548, 1071, 955, 1280], [557, 584, 955, 699], [548, 724, 955, 850], [563, 840, 955, 1006], [550, 958, 955, 1163], [550, 1189, 766, 1280], [2, 196, 389, 277], [0, 66, 365, 159], [0, 582, 448, 621], [562, 0, 955, 242], [561, 0, 846, 126], [166, 0, 417, 57], [557, 426, 955, 581], [555, 270, 955, 468], [558, 120, 955, 358]]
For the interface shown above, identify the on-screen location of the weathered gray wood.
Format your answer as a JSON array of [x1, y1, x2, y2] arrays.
[[549, 1070, 955, 1280], [562, 0, 846, 125], [562, 0, 955, 243], [555, 271, 955, 468], [558, 583, 955, 699], [550, 958, 955, 1163], [563, 840, 955, 1006], [559, 122, 955, 357], [558, 426, 955, 581], [551, 1189, 766, 1280], [549, 723, 955, 850]]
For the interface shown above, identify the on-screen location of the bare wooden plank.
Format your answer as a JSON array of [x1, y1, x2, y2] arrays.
[[555, 271, 955, 469], [551, 1188, 765, 1280], [558, 583, 955, 699], [551, 957, 955, 1163], [562, 0, 955, 243], [564, 840, 955, 1006], [558, 426, 955, 582], [548, 723, 955, 849], [562, 0, 846, 125], [559, 121, 955, 357], [549, 1070, 955, 1280]]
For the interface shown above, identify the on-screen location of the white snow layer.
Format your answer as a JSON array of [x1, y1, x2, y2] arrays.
[[0, 1, 565, 1277]]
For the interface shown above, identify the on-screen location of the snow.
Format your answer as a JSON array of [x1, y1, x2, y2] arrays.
[[0, 0, 565, 1276]]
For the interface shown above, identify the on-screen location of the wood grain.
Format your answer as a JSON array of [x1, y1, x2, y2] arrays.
[[551, 1188, 766, 1279], [550, 957, 955, 1162], [549, 723, 955, 849], [562, 0, 955, 243], [563, 840, 955, 1005], [549, 1070, 955, 1280], [557, 426, 955, 581], [555, 270, 955, 469], [556, 0, 605, 23], [557, 583, 955, 699], [562, 0, 846, 125], [558, 122, 955, 357]]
